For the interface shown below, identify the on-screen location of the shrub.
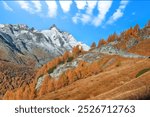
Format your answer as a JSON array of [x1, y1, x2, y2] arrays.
[[136, 68, 150, 78], [67, 56, 74, 62], [38, 74, 44, 79], [47, 66, 56, 74], [116, 62, 121, 67]]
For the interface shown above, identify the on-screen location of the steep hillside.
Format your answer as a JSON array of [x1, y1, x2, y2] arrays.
[[36, 57, 150, 100], [0, 60, 35, 99], [128, 39, 150, 56], [0, 24, 89, 98]]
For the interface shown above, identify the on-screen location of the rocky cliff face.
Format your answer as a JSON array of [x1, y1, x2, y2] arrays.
[[0, 24, 89, 67]]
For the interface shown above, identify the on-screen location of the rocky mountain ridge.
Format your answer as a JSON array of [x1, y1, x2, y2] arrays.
[[0, 24, 89, 67]]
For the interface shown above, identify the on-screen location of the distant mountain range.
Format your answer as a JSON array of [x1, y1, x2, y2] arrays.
[[0, 24, 89, 67]]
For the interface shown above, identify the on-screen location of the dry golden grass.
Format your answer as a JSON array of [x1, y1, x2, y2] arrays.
[[91, 71, 150, 100]]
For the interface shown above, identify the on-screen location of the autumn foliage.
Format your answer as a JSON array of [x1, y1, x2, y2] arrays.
[[38, 75, 54, 96], [72, 45, 83, 57], [36, 59, 104, 97], [36, 45, 83, 79], [3, 82, 35, 100], [2, 45, 84, 99], [90, 42, 96, 50], [122, 24, 141, 40], [2, 20, 150, 100], [98, 39, 107, 48], [3, 55, 107, 99], [107, 33, 118, 42], [0, 61, 35, 99]]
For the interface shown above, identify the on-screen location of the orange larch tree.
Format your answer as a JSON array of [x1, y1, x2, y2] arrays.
[[72, 45, 82, 57], [90, 42, 96, 50], [38, 75, 50, 96], [66, 69, 77, 84], [98, 39, 107, 48], [62, 51, 70, 62], [15, 87, 24, 100], [107, 33, 118, 42], [3, 90, 15, 100]]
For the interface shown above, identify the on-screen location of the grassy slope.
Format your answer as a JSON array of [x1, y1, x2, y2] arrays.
[[128, 39, 150, 56], [36, 57, 150, 100]]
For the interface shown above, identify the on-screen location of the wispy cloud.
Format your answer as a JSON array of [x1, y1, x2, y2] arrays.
[[107, 9, 123, 24], [32, 1, 42, 12], [2, 1, 13, 12], [81, 14, 91, 24], [72, 13, 79, 24], [107, 0, 129, 24], [72, 13, 80, 24], [59, 1, 72, 13], [119, 1, 129, 9], [17, 1, 33, 14], [73, 1, 112, 27], [15, 0, 128, 27], [86, 1, 97, 15], [17, 1, 42, 14], [92, 1, 113, 27], [75, 1, 87, 10], [72, 13, 91, 24], [45, 1, 57, 18]]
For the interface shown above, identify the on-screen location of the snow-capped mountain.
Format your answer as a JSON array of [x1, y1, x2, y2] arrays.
[[0, 24, 89, 67]]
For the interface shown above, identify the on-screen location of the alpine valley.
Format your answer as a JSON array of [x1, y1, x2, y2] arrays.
[[0, 21, 150, 100]]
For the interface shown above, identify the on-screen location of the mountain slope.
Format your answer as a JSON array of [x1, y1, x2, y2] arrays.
[[0, 24, 89, 67], [33, 21, 150, 100], [1, 20, 150, 100], [36, 57, 150, 100]]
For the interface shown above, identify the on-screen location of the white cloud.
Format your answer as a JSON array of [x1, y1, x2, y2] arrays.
[[2, 1, 13, 12], [17, 1, 33, 14], [72, 1, 97, 25], [72, 13, 80, 24], [45, 1, 57, 18], [73, 1, 112, 26], [86, 1, 97, 15], [107, 0, 129, 24], [32, 1, 42, 12], [120, 1, 129, 9], [59, 1, 72, 13], [72, 13, 91, 24], [107, 9, 123, 24], [75, 1, 87, 10], [17, 1, 42, 14], [92, 1, 113, 26], [81, 14, 91, 24]]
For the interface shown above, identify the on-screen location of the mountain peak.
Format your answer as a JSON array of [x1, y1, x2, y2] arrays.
[[49, 24, 58, 30]]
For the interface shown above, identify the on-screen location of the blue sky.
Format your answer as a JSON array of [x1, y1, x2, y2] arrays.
[[0, 0, 150, 46]]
